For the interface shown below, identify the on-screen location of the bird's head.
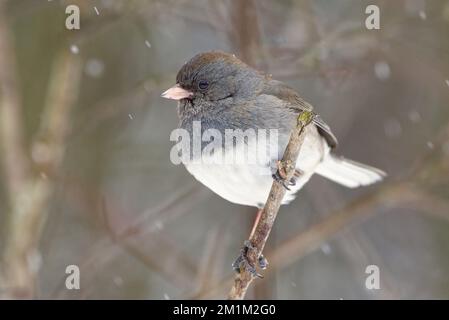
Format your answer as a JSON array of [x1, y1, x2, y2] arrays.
[[161, 51, 263, 107]]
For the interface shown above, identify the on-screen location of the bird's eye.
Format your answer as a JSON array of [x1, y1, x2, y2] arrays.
[[198, 80, 209, 91]]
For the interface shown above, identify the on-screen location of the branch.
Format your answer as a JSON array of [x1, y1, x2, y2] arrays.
[[228, 110, 314, 300], [1, 51, 81, 298], [0, 3, 30, 198]]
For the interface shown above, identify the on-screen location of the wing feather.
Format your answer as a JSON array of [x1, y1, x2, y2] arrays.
[[260, 79, 338, 148]]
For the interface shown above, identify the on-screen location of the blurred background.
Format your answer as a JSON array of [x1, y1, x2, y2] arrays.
[[0, 0, 449, 299]]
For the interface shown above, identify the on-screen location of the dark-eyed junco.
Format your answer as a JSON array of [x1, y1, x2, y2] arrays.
[[162, 51, 385, 208]]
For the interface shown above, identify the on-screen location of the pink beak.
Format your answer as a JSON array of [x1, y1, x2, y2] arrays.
[[161, 84, 193, 100]]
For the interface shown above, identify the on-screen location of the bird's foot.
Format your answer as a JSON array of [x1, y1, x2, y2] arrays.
[[272, 161, 303, 190], [272, 171, 291, 190], [273, 165, 304, 190], [232, 240, 268, 278]]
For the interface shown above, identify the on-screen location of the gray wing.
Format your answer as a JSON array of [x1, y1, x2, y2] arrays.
[[261, 79, 338, 148]]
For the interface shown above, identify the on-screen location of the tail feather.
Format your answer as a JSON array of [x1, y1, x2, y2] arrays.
[[315, 154, 386, 188]]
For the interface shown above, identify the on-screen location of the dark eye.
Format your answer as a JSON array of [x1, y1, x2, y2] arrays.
[[198, 80, 209, 91]]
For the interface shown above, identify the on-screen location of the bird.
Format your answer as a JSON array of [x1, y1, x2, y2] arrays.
[[161, 51, 386, 209]]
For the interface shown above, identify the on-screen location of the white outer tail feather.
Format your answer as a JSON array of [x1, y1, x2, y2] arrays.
[[315, 154, 386, 188]]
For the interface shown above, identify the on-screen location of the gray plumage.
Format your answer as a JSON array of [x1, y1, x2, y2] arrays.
[[165, 51, 385, 207]]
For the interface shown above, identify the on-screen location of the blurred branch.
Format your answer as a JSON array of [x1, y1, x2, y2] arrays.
[[257, 184, 449, 281], [194, 226, 228, 295], [267, 184, 405, 270], [228, 111, 314, 300], [193, 182, 409, 299], [1, 48, 81, 298], [99, 196, 199, 287], [0, 3, 30, 198], [51, 184, 209, 298], [397, 189, 449, 223], [230, 0, 263, 66]]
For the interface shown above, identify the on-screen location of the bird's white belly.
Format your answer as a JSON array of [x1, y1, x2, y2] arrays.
[[184, 129, 328, 207]]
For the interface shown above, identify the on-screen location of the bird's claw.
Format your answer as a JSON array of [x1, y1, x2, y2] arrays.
[[272, 167, 304, 190], [272, 171, 296, 190], [258, 255, 269, 270], [232, 240, 268, 278]]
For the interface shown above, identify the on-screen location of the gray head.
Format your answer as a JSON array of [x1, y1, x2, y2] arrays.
[[161, 51, 264, 120]]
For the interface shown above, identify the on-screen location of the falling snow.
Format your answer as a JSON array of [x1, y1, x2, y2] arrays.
[[419, 10, 427, 20], [27, 250, 43, 274], [145, 40, 152, 48], [113, 276, 124, 287], [70, 44, 79, 54], [163, 293, 170, 300], [445, 80, 449, 87], [408, 110, 421, 123], [154, 220, 164, 231], [374, 61, 391, 80], [94, 6, 100, 15], [320, 243, 332, 255], [128, 113, 134, 120], [427, 141, 434, 149], [85, 58, 105, 78]]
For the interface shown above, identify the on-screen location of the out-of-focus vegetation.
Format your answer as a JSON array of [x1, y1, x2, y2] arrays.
[[0, 0, 449, 299]]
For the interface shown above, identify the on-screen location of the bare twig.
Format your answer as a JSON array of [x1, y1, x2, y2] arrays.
[[227, 111, 314, 300]]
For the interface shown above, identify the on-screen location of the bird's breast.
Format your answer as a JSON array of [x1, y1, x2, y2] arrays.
[[182, 126, 328, 207]]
